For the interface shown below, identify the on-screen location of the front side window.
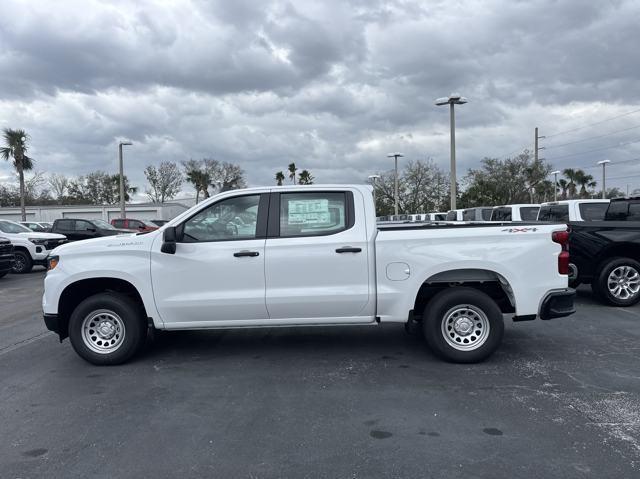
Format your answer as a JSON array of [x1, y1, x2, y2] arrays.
[[112, 219, 124, 228], [183, 195, 260, 242], [75, 220, 94, 231], [280, 192, 346, 237]]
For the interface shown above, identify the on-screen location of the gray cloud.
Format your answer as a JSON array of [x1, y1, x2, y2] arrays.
[[1, 0, 640, 197]]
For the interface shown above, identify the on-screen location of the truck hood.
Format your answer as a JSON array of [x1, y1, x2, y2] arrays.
[[16, 232, 67, 240], [51, 231, 152, 256]]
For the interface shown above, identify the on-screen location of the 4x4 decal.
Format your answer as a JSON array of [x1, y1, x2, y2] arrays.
[[502, 227, 538, 233]]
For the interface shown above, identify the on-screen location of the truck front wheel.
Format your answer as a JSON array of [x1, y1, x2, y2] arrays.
[[422, 287, 504, 363], [11, 250, 33, 274], [68, 293, 147, 365]]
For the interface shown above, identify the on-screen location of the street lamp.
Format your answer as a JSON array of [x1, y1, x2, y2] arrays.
[[387, 153, 403, 215], [551, 170, 561, 201], [118, 141, 133, 218], [597, 160, 610, 199], [435, 93, 468, 210], [368, 175, 381, 214]]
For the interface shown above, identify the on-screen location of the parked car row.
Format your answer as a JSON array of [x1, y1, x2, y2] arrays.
[[0, 216, 167, 276], [378, 199, 612, 224]]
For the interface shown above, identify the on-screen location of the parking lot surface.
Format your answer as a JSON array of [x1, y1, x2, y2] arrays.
[[1, 271, 639, 478]]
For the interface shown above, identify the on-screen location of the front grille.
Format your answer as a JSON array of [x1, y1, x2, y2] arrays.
[[0, 242, 13, 255], [44, 239, 67, 250]]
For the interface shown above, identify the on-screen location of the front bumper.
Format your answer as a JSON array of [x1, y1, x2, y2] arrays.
[[43, 313, 66, 341], [0, 254, 14, 272], [539, 288, 576, 320]]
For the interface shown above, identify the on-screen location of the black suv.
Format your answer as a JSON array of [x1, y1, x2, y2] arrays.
[[0, 237, 15, 279], [50, 219, 130, 242]]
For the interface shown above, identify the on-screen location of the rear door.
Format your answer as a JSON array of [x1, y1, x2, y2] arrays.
[[264, 189, 372, 321], [54, 219, 77, 240]]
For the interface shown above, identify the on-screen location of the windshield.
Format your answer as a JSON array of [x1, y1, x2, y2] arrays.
[[0, 221, 32, 233], [93, 219, 116, 230]]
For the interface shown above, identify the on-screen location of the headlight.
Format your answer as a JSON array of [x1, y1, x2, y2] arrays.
[[28, 238, 47, 245], [47, 255, 59, 271]]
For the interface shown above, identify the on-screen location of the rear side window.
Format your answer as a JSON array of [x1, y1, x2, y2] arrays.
[[55, 219, 74, 230], [520, 207, 540, 221], [279, 192, 347, 237], [579, 203, 608, 221], [606, 201, 640, 221], [112, 219, 125, 228], [462, 209, 474, 221], [481, 208, 492, 220], [538, 205, 569, 222], [446, 211, 457, 221], [434, 214, 446, 221], [491, 207, 511, 221]]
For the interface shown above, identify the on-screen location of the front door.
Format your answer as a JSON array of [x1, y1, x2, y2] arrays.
[[150, 193, 269, 326], [264, 190, 372, 321]]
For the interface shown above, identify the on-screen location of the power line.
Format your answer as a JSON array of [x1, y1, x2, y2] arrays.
[[545, 124, 640, 149], [546, 138, 640, 161], [544, 107, 640, 139]]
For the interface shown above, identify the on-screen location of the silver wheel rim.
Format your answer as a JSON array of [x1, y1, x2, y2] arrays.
[[607, 265, 640, 300], [441, 305, 490, 351], [13, 254, 26, 272], [81, 309, 126, 354]]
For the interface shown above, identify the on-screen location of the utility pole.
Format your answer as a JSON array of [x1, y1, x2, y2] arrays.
[[551, 170, 561, 201], [368, 175, 381, 214], [387, 153, 403, 216], [118, 141, 133, 218], [534, 127, 545, 162], [597, 159, 610, 199]]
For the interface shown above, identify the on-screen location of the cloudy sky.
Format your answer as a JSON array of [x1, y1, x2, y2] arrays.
[[1, 0, 640, 199]]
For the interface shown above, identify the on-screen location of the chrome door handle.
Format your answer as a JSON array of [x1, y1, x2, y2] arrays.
[[233, 251, 260, 257], [335, 247, 362, 253]]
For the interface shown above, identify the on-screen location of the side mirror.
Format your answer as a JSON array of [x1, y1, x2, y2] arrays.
[[86, 227, 96, 233], [161, 226, 177, 254]]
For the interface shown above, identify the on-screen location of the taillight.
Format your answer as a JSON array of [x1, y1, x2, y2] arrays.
[[552, 230, 570, 275]]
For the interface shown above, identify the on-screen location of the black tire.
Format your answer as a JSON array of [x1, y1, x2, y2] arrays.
[[422, 287, 504, 363], [593, 257, 640, 307], [11, 250, 33, 274], [68, 293, 147, 365]]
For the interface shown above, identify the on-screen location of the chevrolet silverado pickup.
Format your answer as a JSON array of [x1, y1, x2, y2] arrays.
[[43, 185, 575, 365], [0, 219, 67, 273], [569, 196, 640, 306]]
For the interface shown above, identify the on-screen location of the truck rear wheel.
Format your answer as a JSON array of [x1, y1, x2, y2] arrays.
[[593, 257, 640, 307], [422, 287, 504, 363], [68, 293, 147, 365], [11, 250, 33, 274]]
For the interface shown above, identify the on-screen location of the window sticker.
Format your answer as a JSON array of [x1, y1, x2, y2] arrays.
[[288, 199, 330, 225]]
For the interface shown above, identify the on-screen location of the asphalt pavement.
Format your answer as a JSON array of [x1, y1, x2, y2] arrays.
[[1, 271, 639, 478]]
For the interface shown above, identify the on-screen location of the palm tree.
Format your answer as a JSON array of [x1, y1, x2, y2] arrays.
[[557, 179, 569, 200], [185, 169, 210, 203], [288, 162, 297, 184], [574, 170, 594, 198], [275, 171, 285, 186], [298, 170, 314, 185], [0, 129, 33, 220], [563, 168, 578, 198]]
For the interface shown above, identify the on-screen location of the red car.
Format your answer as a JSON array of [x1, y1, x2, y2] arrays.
[[110, 218, 159, 232]]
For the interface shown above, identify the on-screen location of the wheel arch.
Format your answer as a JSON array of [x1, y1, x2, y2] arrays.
[[594, 243, 640, 271], [412, 268, 515, 321], [57, 277, 149, 340]]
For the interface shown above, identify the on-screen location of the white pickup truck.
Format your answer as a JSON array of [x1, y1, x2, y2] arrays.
[[43, 185, 575, 365]]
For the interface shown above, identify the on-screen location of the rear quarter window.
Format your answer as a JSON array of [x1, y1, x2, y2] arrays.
[[55, 219, 74, 230], [520, 207, 540, 221], [578, 203, 608, 221], [491, 207, 511, 221], [538, 205, 569, 222]]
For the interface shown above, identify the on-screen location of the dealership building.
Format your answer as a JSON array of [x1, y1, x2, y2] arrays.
[[0, 201, 190, 223]]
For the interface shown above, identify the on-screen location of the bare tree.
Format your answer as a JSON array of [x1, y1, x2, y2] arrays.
[[48, 173, 69, 203], [144, 161, 183, 203]]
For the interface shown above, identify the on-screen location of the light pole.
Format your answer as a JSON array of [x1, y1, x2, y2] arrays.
[[597, 160, 610, 199], [387, 153, 403, 215], [435, 93, 468, 210], [118, 141, 132, 218], [368, 175, 381, 214], [551, 170, 561, 201]]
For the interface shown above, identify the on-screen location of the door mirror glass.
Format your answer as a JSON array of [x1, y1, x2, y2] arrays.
[[162, 226, 177, 254]]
